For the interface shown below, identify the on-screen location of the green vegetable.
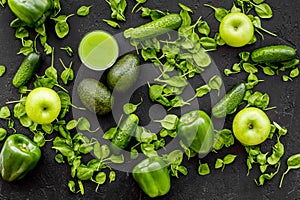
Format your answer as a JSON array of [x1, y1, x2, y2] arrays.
[[12, 52, 42, 88], [177, 110, 214, 155], [0, 134, 41, 182], [132, 156, 171, 198], [251, 45, 297, 63], [0, 65, 6, 77], [198, 161, 210, 175], [212, 83, 246, 118], [103, 19, 120, 28], [0, 128, 7, 141], [124, 14, 182, 40], [105, 0, 127, 21], [77, 6, 92, 16], [51, 14, 74, 39], [7, 0, 53, 27], [77, 78, 113, 115], [215, 154, 237, 171], [280, 154, 300, 188], [107, 54, 140, 92], [111, 114, 139, 152]]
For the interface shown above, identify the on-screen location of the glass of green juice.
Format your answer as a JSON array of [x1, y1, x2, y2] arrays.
[[78, 30, 119, 71]]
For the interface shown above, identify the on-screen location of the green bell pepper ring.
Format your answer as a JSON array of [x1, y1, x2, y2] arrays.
[[8, 0, 53, 27], [0, 134, 41, 182], [177, 110, 214, 155], [132, 156, 171, 198]]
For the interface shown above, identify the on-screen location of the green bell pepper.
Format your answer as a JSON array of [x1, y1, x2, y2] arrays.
[[177, 110, 214, 155], [0, 134, 41, 182], [132, 156, 171, 198], [8, 0, 53, 27]]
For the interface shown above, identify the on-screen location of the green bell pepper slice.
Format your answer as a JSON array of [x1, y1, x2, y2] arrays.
[[8, 0, 53, 27], [132, 156, 171, 198], [177, 110, 214, 155], [0, 134, 41, 182]]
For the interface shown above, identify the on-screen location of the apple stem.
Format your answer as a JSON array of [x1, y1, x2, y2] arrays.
[[248, 123, 253, 129]]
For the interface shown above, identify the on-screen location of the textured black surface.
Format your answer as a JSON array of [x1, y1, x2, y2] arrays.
[[0, 0, 300, 199]]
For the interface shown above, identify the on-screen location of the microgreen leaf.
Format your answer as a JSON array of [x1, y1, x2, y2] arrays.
[[103, 19, 121, 28], [77, 6, 92, 16]]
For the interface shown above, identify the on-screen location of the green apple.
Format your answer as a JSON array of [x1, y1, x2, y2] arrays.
[[219, 12, 254, 47], [232, 107, 271, 146], [25, 87, 61, 125]]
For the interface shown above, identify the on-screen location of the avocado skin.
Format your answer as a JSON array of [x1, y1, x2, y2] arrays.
[[107, 54, 140, 92], [77, 78, 113, 115]]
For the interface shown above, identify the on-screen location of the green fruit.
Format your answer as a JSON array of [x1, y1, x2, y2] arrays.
[[107, 54, 140, 92], [124, 14, 182, 40], [177, 110, 214, 155], [111, 114, 139, 153], [12, 52, 42, 88], [212, 83, 246, 118], [77, 78, 113, 115], [251, 45, 296, 63]]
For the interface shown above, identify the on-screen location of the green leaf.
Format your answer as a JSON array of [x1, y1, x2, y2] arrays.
[[0, 106, 10, 119], [223, 154, 237, 165], [195, 84, 211, 98], [103, 127, 118, 139], [215, 158, 223, 169], [109, 154, 124, 163], [198, 21, 210, 36], [33, 131, 45, 147], [77, 6, 92, 16], [262, 66, 275, 76], [68, 180, 76, 193], [55, 153, 65, 164], [243, 63, 258, 73], [66, 119, 78, 130], [78, 180, 84, 195], [100, 144, 110, 159], [154, 114, 178, 131], [290, 67, 299, 78], [123, 99, 143, 115], [0, 128, 7, 141], [0, 65, 6, 77], [204, 4, 229, 22], [103, 19, 121, 28], [109, 171, 116, 182], [192, 50, 211, 67], [94, 172, 106, 184], [60, 46, 73, 57], [198, 162, 210, 175], [77, 165, 94, 180], [130, 148, 139, 159], [15, 27, 29, 39], [208, 75, 222, 95], [254, 3, 272, 19]]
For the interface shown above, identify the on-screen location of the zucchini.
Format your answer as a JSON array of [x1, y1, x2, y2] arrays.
[[212, 83, 246, 118], [124, 14, 182, 40], [107, 54, 140, 92], [12, 52, 42, 88], [111, 114, 139, 152], [251, 45, 296, 63]]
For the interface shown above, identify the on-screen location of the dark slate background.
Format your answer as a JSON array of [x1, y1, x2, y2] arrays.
[[0, 0, 300, 199]]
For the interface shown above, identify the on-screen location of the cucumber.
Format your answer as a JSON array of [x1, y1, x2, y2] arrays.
[[111, 114, 139, 152], [251, 45, 296, 63], [212, 83, 246, 118], [12, 52, 42, 88], [107, 54, 140, 92], [124, 14, 182, 40], [77, 78, 113, 115]]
